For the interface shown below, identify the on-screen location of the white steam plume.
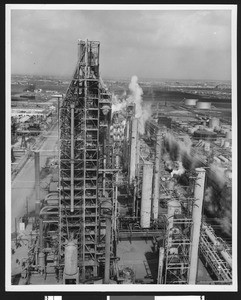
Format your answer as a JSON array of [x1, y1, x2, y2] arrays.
[[111, 75, 151, 135], [171, 161, 185, 177], [128, 75, 143, 118]]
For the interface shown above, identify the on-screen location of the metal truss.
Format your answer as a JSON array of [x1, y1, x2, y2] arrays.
[[164, 215, 193, 284], [58, 40, 114, 281], [199, 224, 232, 283]]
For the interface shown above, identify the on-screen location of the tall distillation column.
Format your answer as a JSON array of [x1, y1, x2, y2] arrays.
[[153, 129, 162, 220], [189, 167, 206, 284], [129, 118, 138, 183], [140, 161, 153, 228]]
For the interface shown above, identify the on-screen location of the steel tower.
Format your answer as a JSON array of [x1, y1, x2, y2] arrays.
[[58, 40, 115, 281]]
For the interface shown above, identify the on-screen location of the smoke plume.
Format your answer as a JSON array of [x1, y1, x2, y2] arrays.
[[111, 75, 152, 135]]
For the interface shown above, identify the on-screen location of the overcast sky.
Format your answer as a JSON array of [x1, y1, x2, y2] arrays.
[[10, 8, 232, 80]]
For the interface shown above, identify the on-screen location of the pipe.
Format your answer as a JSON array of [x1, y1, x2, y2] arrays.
[[153, 130, 162, 219], [203, 225, 232, 268], [189, 167, 206, 284], [104, 216, 112, 284], [70, 103, 75, 213], [39, 218, 44, 251], [157, 247, 165, 284], [103, 155, 106, 195]]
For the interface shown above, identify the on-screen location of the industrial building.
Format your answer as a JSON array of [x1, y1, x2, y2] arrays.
[[11, 40, 232, 285]]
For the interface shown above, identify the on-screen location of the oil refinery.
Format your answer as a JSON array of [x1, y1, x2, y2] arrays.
[[10, 40, 233, 286]]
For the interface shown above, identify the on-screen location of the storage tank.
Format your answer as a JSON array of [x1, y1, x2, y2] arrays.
[[184, 99, 198, 106], [64, 240, 78, 276], [196, 101, 211, 110], [209, 117, 220, 129], [140, 162, 153, 228]]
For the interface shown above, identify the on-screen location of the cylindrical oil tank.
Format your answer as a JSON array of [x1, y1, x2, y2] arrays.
[[184, 99, 198, 106], [140, 162, 153, 228], [196, 101, 211, 110], [209, 117, 220, 129], [64, 240, 78, 276]]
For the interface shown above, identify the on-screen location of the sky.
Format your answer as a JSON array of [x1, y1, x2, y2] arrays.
[[10, 7, 233, 80]]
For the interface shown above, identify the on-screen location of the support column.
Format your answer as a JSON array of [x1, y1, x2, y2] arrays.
[[135, 121, 140, 176], [189, 167, 206, 284], [157, 247, 165, 284], [104, 216, 112, 284], [70, 104, 75, 213], [153, 130, 162, 220], [39, 218, 44, 251]]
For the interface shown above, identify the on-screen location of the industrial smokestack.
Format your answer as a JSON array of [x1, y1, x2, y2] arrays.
[[129, 118, 138, 183], [189, 167, 206, 284]]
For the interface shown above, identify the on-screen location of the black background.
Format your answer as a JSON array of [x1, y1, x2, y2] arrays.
[[2, 1, 240, 300]]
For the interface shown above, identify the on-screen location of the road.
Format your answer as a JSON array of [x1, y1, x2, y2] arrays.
[[11, 124, 59, 232]]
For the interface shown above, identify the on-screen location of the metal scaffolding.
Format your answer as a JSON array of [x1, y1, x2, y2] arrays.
[[164, 213, 193, 284], [199, 223, 232, 283], [58, 40, 114, 281]]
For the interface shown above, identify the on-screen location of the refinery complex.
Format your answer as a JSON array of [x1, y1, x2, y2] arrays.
[[10, 40, 233, 286]]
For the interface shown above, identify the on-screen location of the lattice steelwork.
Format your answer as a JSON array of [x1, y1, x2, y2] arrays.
[[163, 190, 195, 284], [164, 213, 193, 284], [58, 40, 114, 281]]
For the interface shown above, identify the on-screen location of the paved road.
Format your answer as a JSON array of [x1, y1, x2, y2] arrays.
[[11, 124, 59, 232]]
